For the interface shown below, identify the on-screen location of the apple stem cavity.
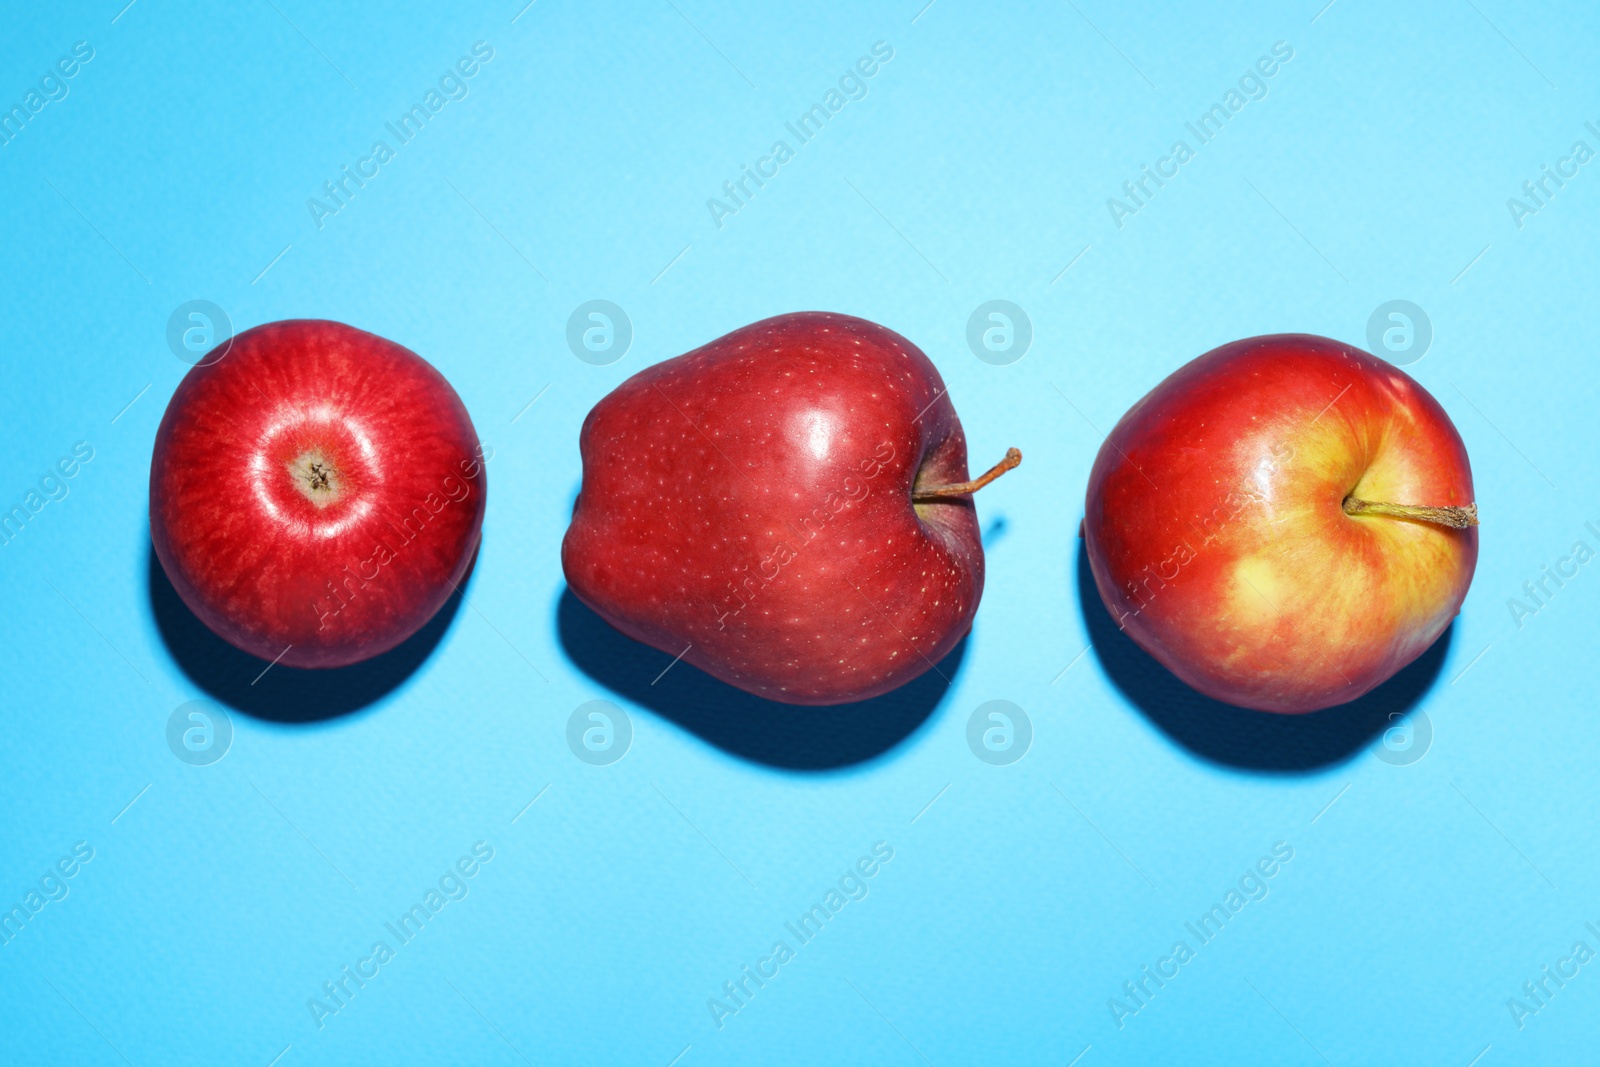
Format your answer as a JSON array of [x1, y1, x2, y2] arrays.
[[913, 447, 1022, 502], [1342, 496, 1479, 529]]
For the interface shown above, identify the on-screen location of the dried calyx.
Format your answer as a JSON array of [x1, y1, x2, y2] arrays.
[[288, 449, 344, 508]]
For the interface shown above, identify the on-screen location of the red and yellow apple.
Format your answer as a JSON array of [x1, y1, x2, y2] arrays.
[[1083, 333, 1478, 713]]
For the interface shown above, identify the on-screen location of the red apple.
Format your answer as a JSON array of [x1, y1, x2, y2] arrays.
[[562, 312, 1020, 705], [150, 319, 487, 668], [1084, 334, 1478, 713]]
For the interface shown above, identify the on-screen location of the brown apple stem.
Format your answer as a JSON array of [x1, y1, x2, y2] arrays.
[[914, 448, 1022, 501], [1342, 497, 1480, 528]]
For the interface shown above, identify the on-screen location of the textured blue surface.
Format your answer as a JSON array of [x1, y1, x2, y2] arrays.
[[2, 2, 1597, 1064]]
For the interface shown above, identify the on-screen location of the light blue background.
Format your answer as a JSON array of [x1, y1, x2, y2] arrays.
[[2, 1, 1596, 1064]]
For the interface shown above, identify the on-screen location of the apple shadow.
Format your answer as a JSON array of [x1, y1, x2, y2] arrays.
[[1074, 538, 1452, 773], [146, 541, 469, 723], [556, 587, 964, 771]]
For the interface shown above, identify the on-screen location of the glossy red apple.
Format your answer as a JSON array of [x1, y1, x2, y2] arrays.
[[151, 319, 487, 668], [1084, 334, 1478, 713], [562, 312, 1020, 705]]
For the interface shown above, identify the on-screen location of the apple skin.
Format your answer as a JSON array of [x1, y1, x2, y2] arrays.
[[1083, 334, 1477, 714], [150, 320, 487, 669], [562, 312, 986, 706]]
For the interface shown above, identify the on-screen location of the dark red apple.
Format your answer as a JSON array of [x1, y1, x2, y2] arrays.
[[150, 319, 487, 668], [1084, 333, 1478, 713], [562, 312, 1020, 705]]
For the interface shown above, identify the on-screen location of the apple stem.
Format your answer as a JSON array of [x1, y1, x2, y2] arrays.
[[1342, 497, 1480, 529], [913, 448, 1022, 502]]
